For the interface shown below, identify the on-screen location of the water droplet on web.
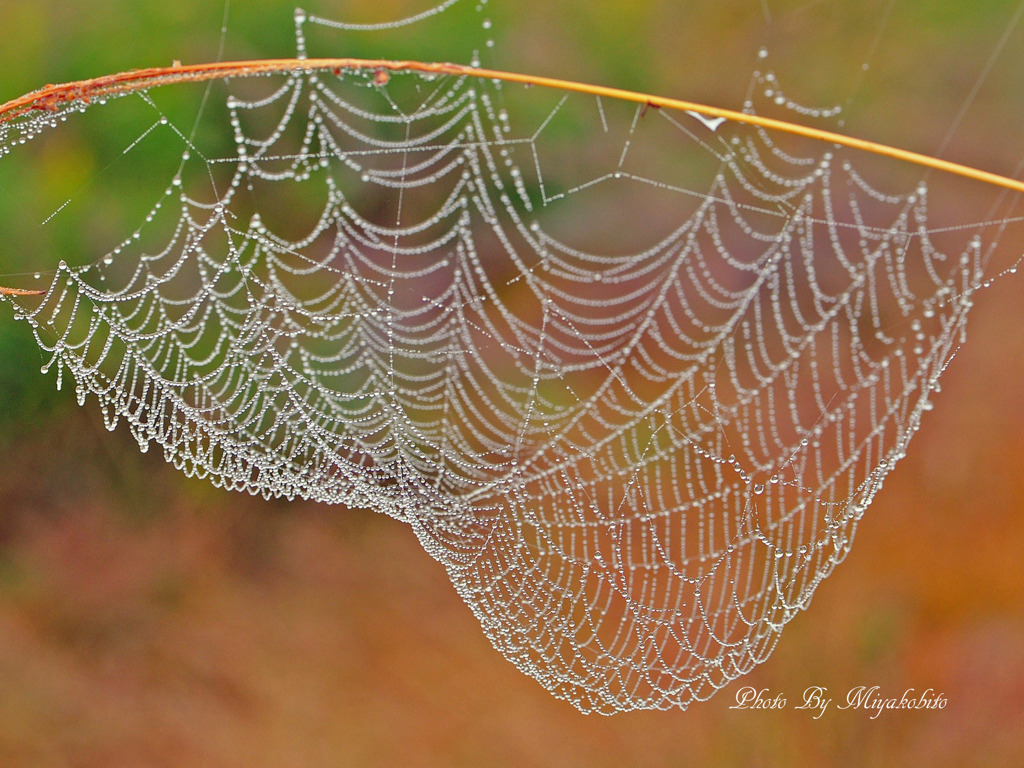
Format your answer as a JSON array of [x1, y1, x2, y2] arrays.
[[687, 111, 727, 132]]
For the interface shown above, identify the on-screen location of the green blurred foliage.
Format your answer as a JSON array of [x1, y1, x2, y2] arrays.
[[0, 319, 59, 445]]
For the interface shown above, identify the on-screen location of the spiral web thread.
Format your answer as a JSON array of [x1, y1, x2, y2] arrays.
[[0, 10, 997, 713]]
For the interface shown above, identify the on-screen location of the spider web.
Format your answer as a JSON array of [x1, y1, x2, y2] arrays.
[[0, 6, 1011, 713]]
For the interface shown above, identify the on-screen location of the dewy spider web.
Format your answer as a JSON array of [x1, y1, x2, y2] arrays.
[[0, 4, 1019, 713]]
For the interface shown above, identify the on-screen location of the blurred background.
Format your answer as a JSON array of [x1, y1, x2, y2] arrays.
[[1, 0, 1023, 765]]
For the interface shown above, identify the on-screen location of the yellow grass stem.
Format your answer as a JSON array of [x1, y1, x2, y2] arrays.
[[1, 57, 1023, 195]]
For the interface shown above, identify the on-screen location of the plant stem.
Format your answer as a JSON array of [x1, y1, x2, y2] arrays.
[[2, 57, 1023, 196], [0, 286, 45, 296]]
